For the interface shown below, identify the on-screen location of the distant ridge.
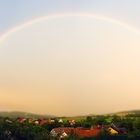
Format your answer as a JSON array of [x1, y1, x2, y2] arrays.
[[115, 110, 140, 116], [64, 110, 140, 118], [0, 110, 140, 118], [0, 111, 55, 118], [106, 109, 140, 117]]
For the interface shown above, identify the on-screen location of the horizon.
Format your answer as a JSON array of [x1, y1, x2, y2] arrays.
[[0, 108, 140, 117]]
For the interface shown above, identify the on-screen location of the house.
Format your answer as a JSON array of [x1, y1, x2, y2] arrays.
[[68, 120, 76, 126], [5, 119, 13, 123], [107, 127, 118, 135], [34, 120, 39, 125], [74, 127, 102, 137], [50, 127, 74, 137], [51, 127, 102, 138], [107, 123, 128, 135], [27, 118, 33, 123], [46, 118, 55, 124], [60, 132, 68, 138], [110, 123, 128, 134], [17, 117, 26, 123], [50, 119, 55, 123], [39, 119, 48, 126], [118, 128, 128, 134], [58, 119, 63, 123]]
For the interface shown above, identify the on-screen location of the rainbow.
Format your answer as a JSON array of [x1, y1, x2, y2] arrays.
[[0, 12, 140, 43]]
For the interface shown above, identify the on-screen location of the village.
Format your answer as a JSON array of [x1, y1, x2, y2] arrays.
[[14, 116, 128, 139], [1, 113, 140, 140]]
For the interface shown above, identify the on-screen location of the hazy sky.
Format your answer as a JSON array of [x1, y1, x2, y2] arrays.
[[0, 1, 140, 116]]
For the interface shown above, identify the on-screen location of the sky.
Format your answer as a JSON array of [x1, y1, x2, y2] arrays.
[[0, 0, 140, 116]]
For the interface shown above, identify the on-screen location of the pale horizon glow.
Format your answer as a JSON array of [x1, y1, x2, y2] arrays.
[[0, 14, 140, 116]]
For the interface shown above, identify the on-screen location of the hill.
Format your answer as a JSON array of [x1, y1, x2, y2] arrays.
[[0, 111, 55, 119], [109, 110, 140, 117], [0, 110, 140, 119]]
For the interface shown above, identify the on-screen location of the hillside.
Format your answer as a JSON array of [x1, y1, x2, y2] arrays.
[[109, 110, 140, 117], [0, 110, 140, 119], [0, 111, 55, 118]]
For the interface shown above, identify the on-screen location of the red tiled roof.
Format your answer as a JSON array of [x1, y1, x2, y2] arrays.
[[52, 127, 102, 138], [17, 117, 26, 123], [74, 128, 101, 137], [39, 119, 47, 126]]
